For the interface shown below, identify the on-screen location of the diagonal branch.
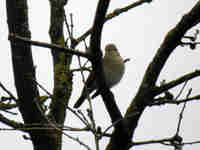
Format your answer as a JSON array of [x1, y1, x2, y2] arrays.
[[106, 0, 152, 20], [76, 0, 153, 45], [117, 1, 200, 150], [153, 70, 200, 96], [0, 81, 18, 102], [0, 113, 25, 131]]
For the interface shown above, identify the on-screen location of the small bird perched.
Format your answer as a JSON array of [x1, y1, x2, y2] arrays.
[[73, 44, 125, 108]]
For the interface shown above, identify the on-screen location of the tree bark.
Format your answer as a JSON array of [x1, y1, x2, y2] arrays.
[[6, 1, 69, 150]]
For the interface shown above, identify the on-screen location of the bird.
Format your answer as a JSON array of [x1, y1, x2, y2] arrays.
[[73, 43, 125, 108]]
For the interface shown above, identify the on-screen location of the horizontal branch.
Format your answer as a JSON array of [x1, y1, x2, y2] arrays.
[[8, 33, 90, 60], [183, 140, 200, 145], [0, 102, 17, 110], [131, 137, 173, 146], [132, 138, 200, 147], [70, 67, 92, 73], [153, 70, 200, 96]]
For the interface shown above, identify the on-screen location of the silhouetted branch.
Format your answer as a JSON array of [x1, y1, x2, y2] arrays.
[[175, 81, 188, 100], [0, 82, 17, 102], [131, 137, 176, 146], [183, 140, 200, 145], [76, 0, 153, 45], [149, 93, 200, 106], [122, 1, 200, 150], [176, 88, 192, 135], [0, 113, 25, 130], [153, 70, 200, 96], [8, 33, 90, 59]]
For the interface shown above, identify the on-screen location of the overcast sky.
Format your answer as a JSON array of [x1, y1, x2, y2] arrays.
[[0, 1, 200, 150]]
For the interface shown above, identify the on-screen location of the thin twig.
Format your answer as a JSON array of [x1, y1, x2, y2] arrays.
[[182, 140, 200, 145], [102, 110, 140, 136], [77, 40, 99, 149], [33, 79, 52, 97], [64, 12, 71, 39], [0, 113, 25, 130], [175, 81, 188, 100], [176, 88, 192, 134], [102, 118, 123, 135], [0, 126, 89, 132], [0, 109, 17, 115], [0, 82, 17, 102], [77, 110, 91, 128], [0, 102, 17, 110], [70, 67, 91, 73], [130, 137, 200, 147], [150, 94, 200, 106], [70, 13, 74, 38], [130, 136, 179, 147], [153, 70, 200, 96], [34, 98, 91, 150], [76, 44, 95, 127], [66, 106, 90, 127]]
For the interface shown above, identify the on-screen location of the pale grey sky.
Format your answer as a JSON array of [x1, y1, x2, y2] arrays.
[[0, 1, 200, 150]]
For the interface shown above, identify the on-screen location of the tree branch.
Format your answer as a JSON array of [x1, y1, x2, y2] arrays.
[[117, 1, 200, 150], [131, 137, 176, 146], [8, 33, 90, 60], [0, 113, 25, 131], [0, 81, 18, 102], [153, 70, 200, 96], [6, 0, 46, 127], [88, 0, 134, 150], [0, 102, 17, 111], [76, 0, 153, 46], [149, 93, 200, 106]]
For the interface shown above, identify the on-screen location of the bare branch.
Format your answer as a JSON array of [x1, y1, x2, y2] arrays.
[[70, 67, 91, 73], [176, 88, 192, 135], [183, 140, 200, 145], [8, 33, 90, 60], [0, 82, 18, 102], [76, 0, 153, 45], [89, 1, 118, 149], [175, 81, 188, 100], [153, 70, 200, 96], [106, 0, 152, 20], [0, 113, 25, 130], [32, 79, 52, 97], [66, 106, 91, 128], [34, 98, 91, 150], [131, 137, 174, 146], [123, 1, 200, 150], [149, 93, 200, 106], [0, 101, 17, 110]]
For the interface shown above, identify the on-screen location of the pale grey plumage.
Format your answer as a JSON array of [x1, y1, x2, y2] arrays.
[[73, 44, 125, 108]]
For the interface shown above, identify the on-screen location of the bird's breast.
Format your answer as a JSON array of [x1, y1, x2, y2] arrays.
[[103, 57, 125, 87]]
